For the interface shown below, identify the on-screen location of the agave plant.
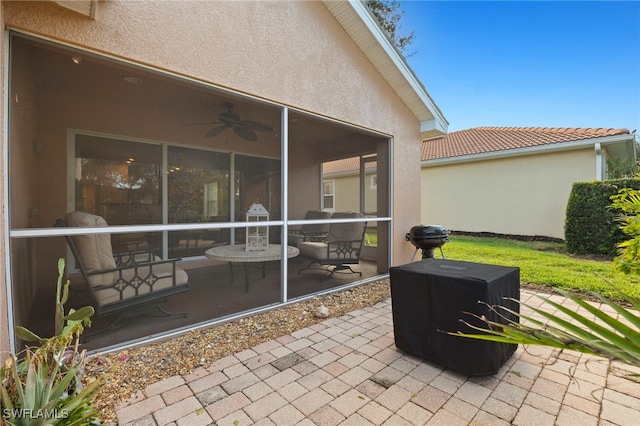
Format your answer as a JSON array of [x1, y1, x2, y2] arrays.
[[452, 287, 640, 369], [1, 259, 103, 425]]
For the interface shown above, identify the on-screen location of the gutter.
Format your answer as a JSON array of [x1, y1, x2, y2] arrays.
[[421, 133, 634, 167], [595, 143, 603, 181]]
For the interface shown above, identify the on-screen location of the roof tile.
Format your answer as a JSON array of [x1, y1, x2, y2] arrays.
[[422, 127, 630, 161]]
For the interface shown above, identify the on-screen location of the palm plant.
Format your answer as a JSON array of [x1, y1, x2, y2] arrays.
[[452, 288, 640, 368], [453, 186, 640, 369]]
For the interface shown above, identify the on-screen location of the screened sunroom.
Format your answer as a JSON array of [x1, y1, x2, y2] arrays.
[[7, 32, 391, 351]]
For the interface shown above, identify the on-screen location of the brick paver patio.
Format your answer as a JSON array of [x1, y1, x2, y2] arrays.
[[115, 288, 640, 425]]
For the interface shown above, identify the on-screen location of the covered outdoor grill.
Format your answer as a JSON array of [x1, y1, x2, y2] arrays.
[[405, 224, 450, 259], [390, 259, 520, 375]]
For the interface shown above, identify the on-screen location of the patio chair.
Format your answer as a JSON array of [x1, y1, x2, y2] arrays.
[[297, 211, 367, 281], [56, 211, 190, 333], [287, 210, 331, 247]]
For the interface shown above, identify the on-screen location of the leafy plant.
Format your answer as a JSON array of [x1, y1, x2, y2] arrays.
[[607, 156, 638, 180], [452, 187, 640, 370], [610, 186, 640, 275], [1, 259, 103, 425], [366, 0, 415, 55], [451, 288, 640, 368]]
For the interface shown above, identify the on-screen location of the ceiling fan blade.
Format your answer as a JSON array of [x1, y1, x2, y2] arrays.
[[205, 126, 228, 138], [239, 120, 273, 132], [234, 126, 258, 141]]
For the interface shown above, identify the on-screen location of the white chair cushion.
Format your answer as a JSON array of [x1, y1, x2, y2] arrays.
[[327, 212, 365, 242], [298, 241, 328, 259], [66, 211, 117, 287]]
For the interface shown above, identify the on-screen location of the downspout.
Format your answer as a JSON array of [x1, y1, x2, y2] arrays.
[[595, 143, 603, 181]]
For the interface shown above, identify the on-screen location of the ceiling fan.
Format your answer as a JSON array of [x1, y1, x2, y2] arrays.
[[202, 102, 273, 141]]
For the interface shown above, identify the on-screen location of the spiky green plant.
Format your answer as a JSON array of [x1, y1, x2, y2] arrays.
[[1, 259, 102, 425], [453, 186, 640, 369], [451, 288, 640, 368]]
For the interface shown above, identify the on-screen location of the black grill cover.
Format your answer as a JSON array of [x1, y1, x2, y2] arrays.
[[390, 259, 520, 376]]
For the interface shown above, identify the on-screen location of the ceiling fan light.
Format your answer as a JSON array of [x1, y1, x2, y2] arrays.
[[123, 76, 142, 85]]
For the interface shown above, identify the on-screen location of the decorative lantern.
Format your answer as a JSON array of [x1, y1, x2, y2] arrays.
[[245, 201, 269, 251]]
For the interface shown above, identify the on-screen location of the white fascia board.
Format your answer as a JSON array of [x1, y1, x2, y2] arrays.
[[421, 118, 448, 138], [328, 1, 448, 134], [421, 133, 635, 167]]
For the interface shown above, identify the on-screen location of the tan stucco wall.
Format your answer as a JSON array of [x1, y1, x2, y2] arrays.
[[421, 148, 596, 240], [1, 1, 426, 351], [325, 171, 378, 214]]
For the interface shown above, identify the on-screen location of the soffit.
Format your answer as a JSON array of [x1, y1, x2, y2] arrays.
[[323, 1, 448, 136], [51, 0, 97, 18]]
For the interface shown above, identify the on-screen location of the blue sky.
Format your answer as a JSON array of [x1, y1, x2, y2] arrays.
[[399, 1, 640, 133]]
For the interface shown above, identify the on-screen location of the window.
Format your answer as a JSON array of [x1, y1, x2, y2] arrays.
[[323, 180, 335, 211]]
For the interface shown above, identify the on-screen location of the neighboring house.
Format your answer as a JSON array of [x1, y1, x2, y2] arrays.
[[0, 1, 447, 354], [326, 126, 637, 241], [322, 157, 378, 214], [421, 127, 637, 239]]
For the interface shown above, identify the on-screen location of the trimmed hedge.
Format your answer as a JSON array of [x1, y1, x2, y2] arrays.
[[565, 178, 640, 255]]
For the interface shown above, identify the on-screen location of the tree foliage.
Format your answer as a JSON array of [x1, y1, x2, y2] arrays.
[[366, 0, 415, 55], [611, 186, 640, 275]]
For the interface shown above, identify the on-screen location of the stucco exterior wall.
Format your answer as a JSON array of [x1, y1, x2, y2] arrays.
[[325, 171, 378, 213], [421, 148, 596, 240], [1, 1, 427, 353], [2, 0, 420, 262]]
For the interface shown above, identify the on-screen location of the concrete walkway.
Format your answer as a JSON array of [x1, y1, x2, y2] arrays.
[[115, 289, 640, 425]]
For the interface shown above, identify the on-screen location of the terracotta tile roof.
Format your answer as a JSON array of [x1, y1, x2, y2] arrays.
[[421, 127, 631, 161], [322, 158, 377, 175]]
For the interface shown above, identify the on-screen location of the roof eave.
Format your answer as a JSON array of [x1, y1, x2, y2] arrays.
[[324, 0, 448, 136], [422, 133, 636, 166], [52, 0, 97, 18]]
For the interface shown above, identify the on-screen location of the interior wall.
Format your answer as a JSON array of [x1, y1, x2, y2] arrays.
[[7, 41, 39, 330], [287, 155, 322, 221]]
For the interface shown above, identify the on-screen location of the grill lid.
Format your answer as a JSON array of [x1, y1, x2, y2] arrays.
[[405, 224, 450, 250]]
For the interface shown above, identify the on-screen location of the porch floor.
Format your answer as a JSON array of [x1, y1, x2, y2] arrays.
[[26, 257, 381, 352]]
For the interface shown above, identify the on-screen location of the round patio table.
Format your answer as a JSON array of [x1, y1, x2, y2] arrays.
[[205, 244, 299, 292]]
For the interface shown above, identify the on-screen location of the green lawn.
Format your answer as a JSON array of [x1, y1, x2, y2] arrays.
[[441, 235, 640, 300], [364, 228, 377, 247]]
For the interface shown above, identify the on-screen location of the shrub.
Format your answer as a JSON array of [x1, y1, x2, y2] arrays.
[[1, 259, 103, 425], [611, 187, 640, 275], [565, 178, 640, 255]]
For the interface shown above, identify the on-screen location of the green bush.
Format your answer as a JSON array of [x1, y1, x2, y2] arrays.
[[611, 187, 640, 275], [565, 178, 640, 255], [1, 259, 103, 425]]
